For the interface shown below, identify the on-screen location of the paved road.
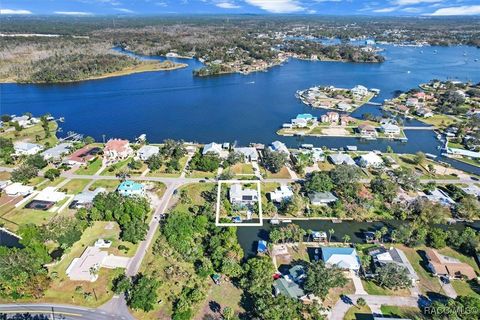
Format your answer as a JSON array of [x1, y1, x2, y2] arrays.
[[0, 303, 124, 320], [329, 294, 419, 320]]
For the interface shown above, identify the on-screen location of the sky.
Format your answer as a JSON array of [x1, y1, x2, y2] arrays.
[[1, 0, 480, 16]]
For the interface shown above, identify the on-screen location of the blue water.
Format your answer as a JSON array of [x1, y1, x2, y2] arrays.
[[1, 44, 479, 170]]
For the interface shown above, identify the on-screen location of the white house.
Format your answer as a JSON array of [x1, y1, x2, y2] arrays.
[[14, 142, 43, 156], [41, 143, 72, 161], [425, 189, 456, 207], [357, 152, 384, 168], [11, 115, 35, 128], [328, 153, 356, 166], [137, 145, 159, 161], [233, 147, 259, 162], [269, 185, 294, 203], [352, 85, 368, 96], [103, 139, 133, 164], [4, 183, 34, 197], [321, 247, 360, 272], [202, 142, 225, 157], [34, 187, 66, 203], [308, 192, 338, 205], [269, 141, 290, 156], [229, 184, 258, 206], [381, 123, 401, 135]]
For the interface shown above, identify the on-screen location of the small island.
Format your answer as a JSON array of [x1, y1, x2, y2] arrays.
[[296, 85, 377, 112]]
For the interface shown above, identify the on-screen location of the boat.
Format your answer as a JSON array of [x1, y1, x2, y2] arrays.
[[281, 219, 292, 223], [301, 144, 314, 149], [257, 240, 268, 254], [270, 219, 280, 225], [425, 153, 437, 159], [232, 216, 242, 223], [346, 145, 357, 151]]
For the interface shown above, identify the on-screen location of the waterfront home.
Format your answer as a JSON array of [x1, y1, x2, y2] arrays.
[[396, 105, 410, 114], [340, 115, 355, 126], [357, 152, 384, 168], [296, 148, 324, 162], [269, 141, 290, 156], [424, 188, 456, 207], [320, 112, 339, 124], [291, 117, 308, 128], [368, 247, 419, 284], [352, 85, 368, 96], [11, 115, 38, 128], [14, 142, 43, 156], [328, 153, 356, 166], [381, 123, 401, 135], [295, 113, 317, 122], [425, 248, 476, 280], [41, 143, 72, 161], [70, 188, 106, 209], [66, 146, 100, 166], [137, 145, 160, 161], [104, 139, 133, 164], [416, 108, 433, 118], [273, 265, 307, 300], [202, 142, 228, 158], [308, 192, 338, 206], [337, 102, 352, 112], [4, 183, 34, 197], [446, 147, 480, 159], [117, 180, 145, 197], [358, 124, 378, 138], [269, 185, 294, 203], [233, 147, 259, 162], [406, 97, 419, 107], [321, 247, 360, 272], [229, 183, 258, 207]]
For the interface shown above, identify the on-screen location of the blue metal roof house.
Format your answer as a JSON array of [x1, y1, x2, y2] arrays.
[[117, 180, 145, 197], [257, 240, 267, 254]]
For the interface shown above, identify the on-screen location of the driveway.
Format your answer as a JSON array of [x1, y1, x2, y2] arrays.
[[349, 271, 367, 295], [439, 278, 457, 298]]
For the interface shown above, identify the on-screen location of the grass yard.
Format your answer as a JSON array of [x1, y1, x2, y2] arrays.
[[260, 182, 280, 204], [146, 155, 189, 178], [186, 170, 217, 179], [230, 163, 255, 175], [1, 121, 58, 146], [451, 280, 480, 298], [194, 281, 245, 320], [59, 179, 91, 194], [361, 280, 411, 296], [2, 208, 58, 231], [323, 279, 355, 309], [101, 158, 132, 176], [175, 183, 216, 213], [380, 305, 425, 319], [36, 177, 67, 191], [260, 166, 291, 179], [395, 245, 444, 295], [0, 171, 11, 180], [75, 157, 103, 175], [418, 114, 457, 128], [88, 179, 120, 192], [344, 304, 373, 320], [41, 221, 133, 307], [318, 161, 335, 171]]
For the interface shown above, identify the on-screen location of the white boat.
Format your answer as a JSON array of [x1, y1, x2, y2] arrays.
[[281, 219, 292, 223], [270, 219, 280, 225]]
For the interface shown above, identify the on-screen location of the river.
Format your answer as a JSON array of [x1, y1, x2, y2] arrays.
[[1, 44, 479, 173]]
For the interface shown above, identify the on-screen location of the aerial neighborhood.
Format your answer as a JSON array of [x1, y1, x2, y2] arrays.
[[1, 102, 480, 320]]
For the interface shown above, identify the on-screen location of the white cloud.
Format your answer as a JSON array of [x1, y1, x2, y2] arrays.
[[401, 6, 423, 12], [155, 1, 168, 6], [392, 0, 442, 5], [245, 0, 304, 13], [429, 5, 480, 15], [216, 2, 241, 8], [115, 8, 135, 13], [373, 6, 399, 12], [54, 11, 92, 15], [0, 9, 32, 14]]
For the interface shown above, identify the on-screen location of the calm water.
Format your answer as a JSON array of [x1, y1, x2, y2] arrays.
[[237, 220, 480, 257], [1, 44, 479, 169]]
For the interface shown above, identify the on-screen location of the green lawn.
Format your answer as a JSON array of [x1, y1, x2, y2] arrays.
[[451, 280, 480, 298], [195, 281, 245, 319], [75, 157, 103, 175], [42, 221, 133, 307], [2, 208, 57, 231], [59, 179, 92, 194], [101, 158, 132, 176], [380, 305, 425, 319], [344, 304, 373, 320], [229, 163, 255, 175], [1, 121, 58, 146], [260, 166, 291, 179], [88, 179, 120, 192], [361, 280, 411, 296], [146, 155, 189, 178], [186, 170, 217, 179]]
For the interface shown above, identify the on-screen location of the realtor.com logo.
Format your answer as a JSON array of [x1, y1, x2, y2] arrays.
[[424, 306, 478, 315]]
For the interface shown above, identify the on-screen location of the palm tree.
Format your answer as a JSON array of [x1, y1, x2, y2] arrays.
[[342, 234, 351, 244], [307, 229, 313, 242], [328, 228, 335, 243]]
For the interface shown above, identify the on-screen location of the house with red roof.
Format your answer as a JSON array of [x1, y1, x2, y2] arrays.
[[103, 139, 133, 164]]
